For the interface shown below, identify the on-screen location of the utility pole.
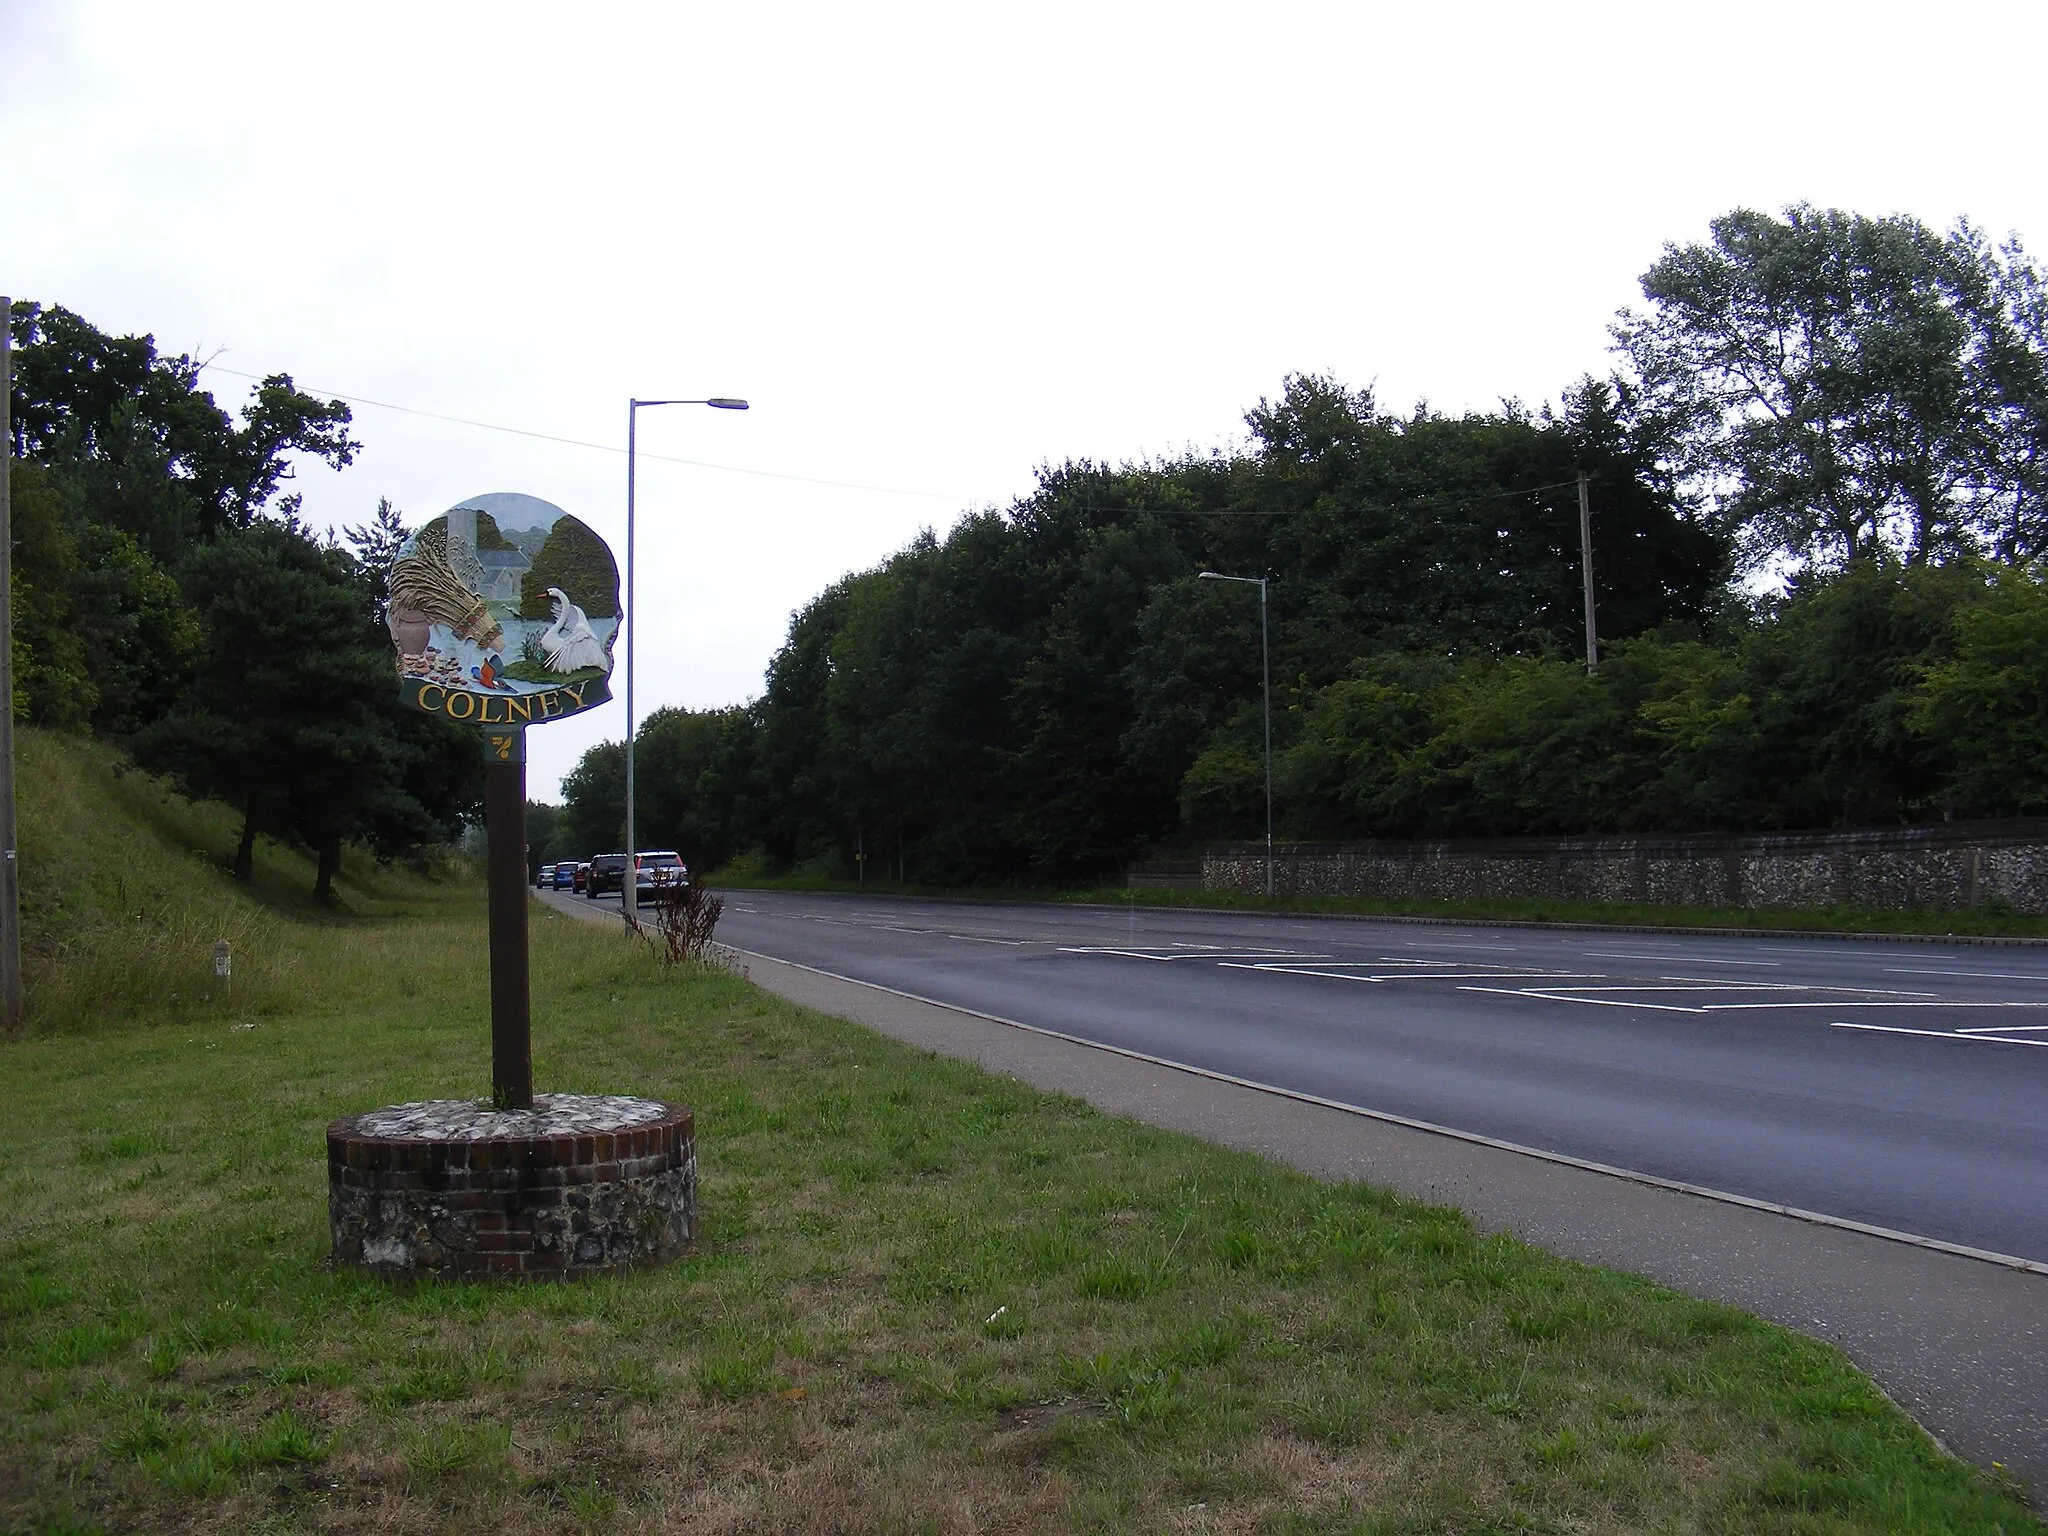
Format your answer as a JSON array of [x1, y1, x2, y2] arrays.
[[1198, 569, 1275, 899], [0, 296, 20, 1031], [1259, 574, 1273, 900], [1577, 470, 1598, 672], [623, 402, 640, 930]]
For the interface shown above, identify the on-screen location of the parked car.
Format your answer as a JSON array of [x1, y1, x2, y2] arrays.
[[585, 854, 624, 896], [573, 861, 592, 893], [552, 863, 577, 891], [534, 863, 555, 889]]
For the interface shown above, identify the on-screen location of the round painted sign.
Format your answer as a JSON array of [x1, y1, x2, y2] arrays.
[[387, 493, 619, 728]]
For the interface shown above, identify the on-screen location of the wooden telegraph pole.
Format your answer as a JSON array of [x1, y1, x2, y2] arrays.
[[0, 296, 21, 1031]]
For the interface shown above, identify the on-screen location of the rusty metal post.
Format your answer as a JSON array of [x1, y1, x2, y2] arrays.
[[484, 728, 532, 1108]]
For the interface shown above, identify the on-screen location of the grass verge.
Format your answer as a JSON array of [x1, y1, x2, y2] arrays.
[[3, 733, 2041, 1531], [706, 869, 2048, 940]]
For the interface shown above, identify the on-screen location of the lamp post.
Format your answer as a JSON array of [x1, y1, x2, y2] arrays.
[[1198, 570, 1274, 900], [624, 396, 748, 927]]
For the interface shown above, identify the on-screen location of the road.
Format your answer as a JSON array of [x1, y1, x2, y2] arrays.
[[569, 887, 2048, 1265], [546, 885, 2048, 1486]]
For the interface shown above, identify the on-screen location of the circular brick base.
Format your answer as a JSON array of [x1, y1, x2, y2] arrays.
[[327, 1095, 696, 1280]]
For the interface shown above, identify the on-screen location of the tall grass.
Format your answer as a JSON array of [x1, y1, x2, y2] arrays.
[[15, 728, 467, 1031]]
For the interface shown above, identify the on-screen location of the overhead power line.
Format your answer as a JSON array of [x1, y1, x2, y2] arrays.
[[196, 363, 1594, 521], [196, 363, 970, 503]]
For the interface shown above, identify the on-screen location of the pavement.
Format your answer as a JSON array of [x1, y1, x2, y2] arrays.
[[536, 884, 2048, 1496]]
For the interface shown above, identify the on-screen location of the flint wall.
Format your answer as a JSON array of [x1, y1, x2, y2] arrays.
[[1132, 821, 2048, 914]]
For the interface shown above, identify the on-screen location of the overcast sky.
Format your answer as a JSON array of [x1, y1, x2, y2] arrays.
[[7, 1, 2045, 798]]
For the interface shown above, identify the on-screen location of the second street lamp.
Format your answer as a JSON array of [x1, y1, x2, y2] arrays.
[[623, 395, 748, 927], [1198, 570, 1274, 900]]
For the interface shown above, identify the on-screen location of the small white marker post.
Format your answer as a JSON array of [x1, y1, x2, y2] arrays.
[[213, 939, 232, 1008]]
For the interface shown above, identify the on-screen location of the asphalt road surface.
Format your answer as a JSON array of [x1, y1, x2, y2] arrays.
[[574, 888, 2048, 1265]]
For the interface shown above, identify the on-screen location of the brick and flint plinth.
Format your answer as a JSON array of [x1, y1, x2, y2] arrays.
[[328, 1094, 695, 1280]]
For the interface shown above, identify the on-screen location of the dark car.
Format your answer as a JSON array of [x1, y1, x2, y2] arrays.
[[552, 863, 577, 891], [585, 854, 626, 896]]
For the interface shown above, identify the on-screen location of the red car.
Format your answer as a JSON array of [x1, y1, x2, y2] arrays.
[[573, 862, 591, 893]]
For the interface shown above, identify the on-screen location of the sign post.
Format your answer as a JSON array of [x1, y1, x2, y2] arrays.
[[483, 727, 533, 1107], [332, 491, 694, 1285], [387, 494, 621, 1110]]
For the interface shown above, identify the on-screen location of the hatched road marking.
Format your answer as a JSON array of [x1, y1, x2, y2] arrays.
[[1057, 942, 2048, 1041]]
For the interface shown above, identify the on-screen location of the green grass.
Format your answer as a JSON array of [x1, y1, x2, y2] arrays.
[[708, 867, 2048, 940], [14, 727, 462, 1032], [2, 733, 2041, 1532]]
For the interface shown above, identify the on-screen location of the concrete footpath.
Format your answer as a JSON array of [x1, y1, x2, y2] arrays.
[[538, 889, 2047, 1497]]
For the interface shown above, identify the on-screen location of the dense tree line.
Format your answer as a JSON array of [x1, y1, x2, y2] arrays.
[[8, 303, 480, 896], [560, 206, 2048, 883]]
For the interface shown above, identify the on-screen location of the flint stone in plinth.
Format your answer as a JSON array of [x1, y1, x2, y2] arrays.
[[328, 1094, 695, 1280]]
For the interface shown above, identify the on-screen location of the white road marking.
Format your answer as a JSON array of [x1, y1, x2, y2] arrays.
[[1585, 951, 1781, 966], [1957, 1023, 2048, 1034], [1405, 941, 1521, 952], [1458, 986, 1707, 1013], [1661, 978, 1940, 995], [1884, 967, 2048, 982], [1714, 1000, 2048, 1009], [1560, 984, 1799, 993], [1830, 1022, 2048, 1048], [876, 924, 933, 933], [1221, 964, 1601, 983], [947, 934, 1033, 945], [1058, 946, 1330, 962]]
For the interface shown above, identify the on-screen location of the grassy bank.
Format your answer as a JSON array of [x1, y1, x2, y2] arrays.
[[4, 736, 2041, 1532], [14, 728, 453, 1031], [706, 868, 2048, 940]]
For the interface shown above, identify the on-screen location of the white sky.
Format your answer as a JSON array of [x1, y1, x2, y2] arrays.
[[6, 0, 2045, 798]]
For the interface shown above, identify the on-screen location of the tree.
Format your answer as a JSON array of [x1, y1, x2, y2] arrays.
[[8, 301, 359, 560], [343, 496, 411, 615], [6, 458, 200, 733], [1914, 567, 2048, 816], [632, 705, 763, 872], [519, 516, 618, 620], [1612, 206, 2048, 572], [560, 741, 625, 858], [569, 373, 1729, 882], [134, 518, 474, 897]]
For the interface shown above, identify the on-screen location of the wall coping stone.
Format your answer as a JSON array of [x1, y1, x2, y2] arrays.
[[350, 1094, 667, 1141]]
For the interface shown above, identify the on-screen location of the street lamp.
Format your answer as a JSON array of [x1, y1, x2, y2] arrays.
[[623, 395, 749, 927], [1198, 570, 1274, 900]]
